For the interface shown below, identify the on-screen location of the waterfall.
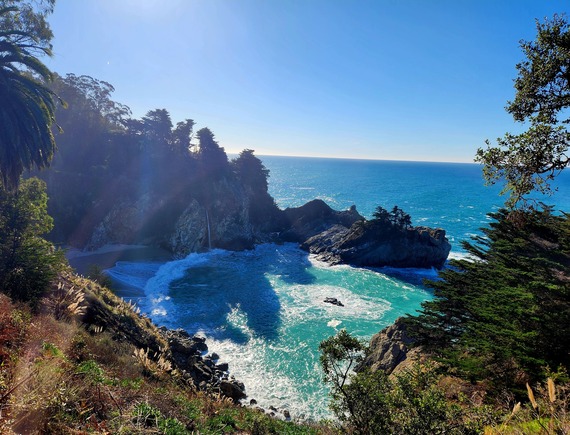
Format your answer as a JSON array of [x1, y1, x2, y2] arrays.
[[206, 210, 212, 250]]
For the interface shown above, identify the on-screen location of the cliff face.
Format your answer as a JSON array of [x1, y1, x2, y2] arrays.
[[169, 178, 258, 257], [83, 175, 449, 270], [279, 199, 364, 242], [302, 220, 451, 269], [86, 176, 277, 256], [357, 317, 419, 375]]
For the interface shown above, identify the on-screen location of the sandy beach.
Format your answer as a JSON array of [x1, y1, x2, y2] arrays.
[[66, 244, 173, 276]]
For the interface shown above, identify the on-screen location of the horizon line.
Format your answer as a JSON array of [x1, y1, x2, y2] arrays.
[[228, 151, 479, 165]]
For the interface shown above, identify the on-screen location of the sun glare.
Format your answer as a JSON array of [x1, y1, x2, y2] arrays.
[[103, 0, 186, 19]]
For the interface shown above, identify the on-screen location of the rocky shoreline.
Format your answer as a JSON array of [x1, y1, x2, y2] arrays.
[[79, 197, 451, 271], [158, 327, 247, 402], [159, 327, 295, 420]]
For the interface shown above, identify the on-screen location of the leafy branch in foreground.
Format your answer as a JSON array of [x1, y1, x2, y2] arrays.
[[477, 14, 570, 209]]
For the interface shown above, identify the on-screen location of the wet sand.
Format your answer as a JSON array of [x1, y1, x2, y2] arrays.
[[66, 245, 173, 276]]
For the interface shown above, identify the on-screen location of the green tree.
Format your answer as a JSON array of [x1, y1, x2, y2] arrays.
[[0, 178, 64, 306], [391, 205, 412, 228], [171, 118, 195, 155], [476, 14, 570, 208], [372, 205, 390, 223], [141, 108, 172, 147], [195, 127, 229, 178], [407, 208, 570, 385], [232, 149, 269, 192], [372, 205, 412, 229], [0, 2, 58, 190]]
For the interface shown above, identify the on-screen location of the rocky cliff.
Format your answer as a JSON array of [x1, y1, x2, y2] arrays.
[[86, 176, 278, 256], [302, 219, 451, 269], [279, 199, 364, 242], [357, 317, 420, 375], [83, 174, 450, 270]]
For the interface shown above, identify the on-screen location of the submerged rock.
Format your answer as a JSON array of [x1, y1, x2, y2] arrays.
[[324, 297, 344, 307]]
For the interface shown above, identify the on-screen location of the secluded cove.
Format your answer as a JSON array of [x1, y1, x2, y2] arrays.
[[107, 243, 435, 420], [100, 157, 570, 420]]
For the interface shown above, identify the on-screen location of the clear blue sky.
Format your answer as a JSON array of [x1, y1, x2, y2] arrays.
[[45, 0, 569, 162]]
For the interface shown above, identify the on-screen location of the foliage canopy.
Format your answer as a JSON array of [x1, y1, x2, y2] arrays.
[[0, 178, 64, 306], [319, 330, 487, 434], [407, 207, 570, 386], [0, 2, 58, 190], [476, 14, 570, 208]]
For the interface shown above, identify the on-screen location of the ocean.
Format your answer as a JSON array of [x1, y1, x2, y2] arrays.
[[106, 157, 570, 421]]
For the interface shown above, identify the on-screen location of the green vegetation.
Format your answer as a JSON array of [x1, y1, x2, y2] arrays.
[[319, 330, 496, 434], [0, 178, 65, 307], [0, 272, 325, 434], [372, 205, 412, 229], [477, 14, 570, 209], [318, 13, 570, 435], [407, 207, 570, 386], [1, 0, 569, 432], [406, 13, 570, 391], [33, 70, 278, 247], [0, 0, 58, 191]]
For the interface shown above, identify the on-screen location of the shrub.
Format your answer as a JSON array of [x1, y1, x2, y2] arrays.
[[320, 330, 487, 434], [0, 179, 66, 307]]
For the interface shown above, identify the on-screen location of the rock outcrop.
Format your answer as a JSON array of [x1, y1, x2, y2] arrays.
[[357, 317, 417, 375], [169, 178, 258, 257], [82, 172, 450, 270], [159, 327, 246, 402], [87, 194, 156, 250], [324, 297, 344, 307], [279, 199, 364, 243], [302, 220, 451, 269]]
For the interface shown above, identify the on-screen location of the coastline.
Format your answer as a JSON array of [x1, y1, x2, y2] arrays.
[[65, 244, 173, 276]]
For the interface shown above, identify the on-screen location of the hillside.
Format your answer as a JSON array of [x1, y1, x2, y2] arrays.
[[0, 268, 322, 434]]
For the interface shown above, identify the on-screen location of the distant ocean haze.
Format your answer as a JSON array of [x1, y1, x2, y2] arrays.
[[106, 156, 570, 421]]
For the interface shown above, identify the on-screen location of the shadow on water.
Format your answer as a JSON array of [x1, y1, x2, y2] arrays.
[[167, 245, 316, 343], [362, 265, 442, 289]]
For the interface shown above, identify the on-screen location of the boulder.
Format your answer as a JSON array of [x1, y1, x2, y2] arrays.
[[324, 297, 344, 307], [279, 200, 364, 243], [220, 380, 246, 402]]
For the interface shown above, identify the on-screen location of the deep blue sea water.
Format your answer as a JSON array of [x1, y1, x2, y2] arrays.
[[107, 157, 570, 421]]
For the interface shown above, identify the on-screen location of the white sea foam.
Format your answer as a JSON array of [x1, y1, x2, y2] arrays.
[[447, 251, 476, 262], [105, 261, 163, 289], [327, 319, 342, 328]]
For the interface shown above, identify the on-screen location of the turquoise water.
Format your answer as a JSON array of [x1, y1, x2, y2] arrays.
[[107, 157, 570, 420]]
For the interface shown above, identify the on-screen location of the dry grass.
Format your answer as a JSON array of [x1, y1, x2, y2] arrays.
[[485, 378, 570, 434], [0, 273, 322, 434]]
